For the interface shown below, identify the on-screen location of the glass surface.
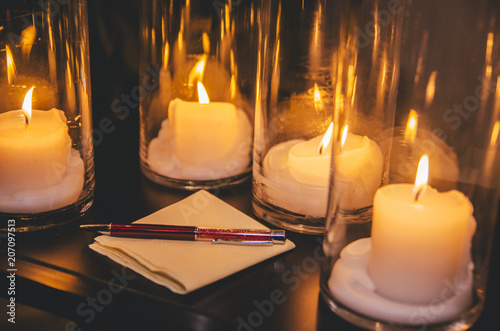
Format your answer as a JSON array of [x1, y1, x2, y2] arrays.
[[252, 0, 402, 234], [139, 0, 258, 190], [320, 0, 500, 329], [0, 0, 94, 231]]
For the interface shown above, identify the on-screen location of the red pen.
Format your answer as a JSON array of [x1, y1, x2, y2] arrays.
[[80, 223, 286, 245]]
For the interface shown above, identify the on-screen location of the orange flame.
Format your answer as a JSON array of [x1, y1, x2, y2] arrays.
[[413, 154, 429, 201], [318, 122, 333, 155], [21, 87, 34, 126], [404, 109, 418, 145], [197, 82, 209, 104], [6, 45, 17, 85]]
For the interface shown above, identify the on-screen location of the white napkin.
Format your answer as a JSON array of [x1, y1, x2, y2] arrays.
[[89, 190, 295, 294]]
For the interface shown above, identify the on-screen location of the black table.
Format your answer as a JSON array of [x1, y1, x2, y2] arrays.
[[1, 2, 500, 330]]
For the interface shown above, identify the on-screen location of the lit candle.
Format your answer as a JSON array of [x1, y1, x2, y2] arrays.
[[287, 122, 333, 186], [170, 82, 239, 163], [332, 126, 384, 210], [368, 155, 474, 304], [147, 82, 252, 180], [0, 88, 84, 213], [261, 124, 383, 217], [389, 109, 459, 186]]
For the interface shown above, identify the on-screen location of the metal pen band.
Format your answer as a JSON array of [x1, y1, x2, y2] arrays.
[[195, 227, 286, 245]]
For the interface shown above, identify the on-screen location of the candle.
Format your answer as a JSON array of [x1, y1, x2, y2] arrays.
[[328, 155, 475, 323], [368, 155, 474, 304], [0, 88, 84, 213], [389, 109, 459, 187], [287, 123, 333, 186], [258, 138, 328, 218], [260, 125, 383, 217], [171, 82, 239, 164], [332, 127, 384, 210], [147, 82, 252, 180]]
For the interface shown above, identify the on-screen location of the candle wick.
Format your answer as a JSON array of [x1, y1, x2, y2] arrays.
[[414, 189, 421, 202], [318, 145, 323, 155], [413, 186, 425, 202], [22, 112, 30, 130]]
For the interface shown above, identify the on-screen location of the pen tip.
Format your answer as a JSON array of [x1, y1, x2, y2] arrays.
[[80, 224, 109, 232]]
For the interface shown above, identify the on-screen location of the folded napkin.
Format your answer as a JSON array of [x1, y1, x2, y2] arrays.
[[89, 190, 295, 294]]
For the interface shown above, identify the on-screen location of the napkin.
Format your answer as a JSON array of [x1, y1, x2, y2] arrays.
[[89, 190, 295, 294]]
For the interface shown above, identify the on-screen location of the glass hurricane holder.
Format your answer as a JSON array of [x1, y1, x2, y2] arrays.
[[0, 0, 94, 231], [320, 0, 500, 330], [252, 0, 402, 234], [139, 0, 258, 190]]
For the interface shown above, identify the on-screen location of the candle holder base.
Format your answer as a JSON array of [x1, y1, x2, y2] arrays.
[[251, 195, 325, 234], [320, 238, 479, 330], [0, 193, 94, 232], [140, 162, 251, 191]]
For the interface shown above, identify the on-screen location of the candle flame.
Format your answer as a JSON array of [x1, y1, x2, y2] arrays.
[[404, 109, 418, 145], [21, 25, 36, 59], [425, 71, 437, 108], [230, 74, 237, 101], [6, 45, 17, 85], [313, 83, 323, 111], [22, 87, 34, 127], [224, 4, 230, 34], [188, 55, 207, 88], [162, 42, 169, 70], [202, 32, 210, 54], [318, 122, 333, 155], [413, 154, 429, 201], [197, 82, 210, 104]]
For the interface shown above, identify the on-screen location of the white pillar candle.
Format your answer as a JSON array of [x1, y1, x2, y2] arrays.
[[333, 132, 384, 210], [328, 235, 474, 324], [368, 182, 474, 305], [261, 127, 383, 217], [169, 98, 239, 164], [0, 89, 84, 213], [147, 83, 252, 180], [287, 123, 333, 186], [260, 139, 328, 218], [0, 108, 69, 191]]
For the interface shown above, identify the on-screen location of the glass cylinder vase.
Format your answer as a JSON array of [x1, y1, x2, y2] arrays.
[[139, 0, 258, 190], [252, 0, 402, 234], [0, 0, 94, 231], [320, 0, 500, 329]]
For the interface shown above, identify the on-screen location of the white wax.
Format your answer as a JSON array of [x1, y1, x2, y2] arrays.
[[368, 184, 474, 305], [0, 109, 68, 190], [288, 134, 331, 186], [259, 132, 383, 217], [333, 133, 384, 210], [259, 139, 328, 218], [0, 148, 84, 213], [0, 109, 84, 213], [329, 237, 474, 324], [147, 98, 252, 180], [169, 98, 239, 164]]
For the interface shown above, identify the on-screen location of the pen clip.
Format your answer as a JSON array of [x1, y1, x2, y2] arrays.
[[211, 239, 274, 246]]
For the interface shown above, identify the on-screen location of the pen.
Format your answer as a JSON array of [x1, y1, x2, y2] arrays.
[[80, 224, 286, 245]]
